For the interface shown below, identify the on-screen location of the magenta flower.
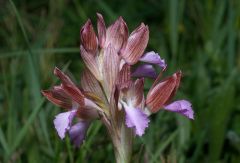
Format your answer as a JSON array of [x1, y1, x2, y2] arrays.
[[42, 13, 194, 162]]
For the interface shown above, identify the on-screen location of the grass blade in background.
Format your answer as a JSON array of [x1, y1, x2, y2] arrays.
[[208, 71, 237, 162]]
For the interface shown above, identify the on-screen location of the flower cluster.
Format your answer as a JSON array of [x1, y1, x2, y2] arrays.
[[42, 13, 194, 148]]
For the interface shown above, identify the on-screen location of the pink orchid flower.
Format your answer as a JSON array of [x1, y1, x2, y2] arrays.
[[42, 13, 194, 162]]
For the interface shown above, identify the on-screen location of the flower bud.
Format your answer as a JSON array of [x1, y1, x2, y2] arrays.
[[146, 72, 181, 113], [121, 23, 149, 65], [97, 13, 106, 48], [105, 17, 128, 52], [80, 19, 98, 53]]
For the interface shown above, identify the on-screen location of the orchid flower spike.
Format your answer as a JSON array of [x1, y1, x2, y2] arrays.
[[42, 13, 194, 162]]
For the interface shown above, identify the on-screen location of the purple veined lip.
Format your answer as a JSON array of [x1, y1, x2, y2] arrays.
[[164, 100, 194, 120], [122, 102, 150, 136], [139, 51, 167, 69], [53, 110, 77, 139]]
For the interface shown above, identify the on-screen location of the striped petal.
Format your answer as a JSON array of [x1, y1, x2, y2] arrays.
[[41, 86, 72, 109], [80, 19, 98, 53], [54, 67, 85, 106], [106, 17, 128, 52], [146, 73, 178, 113], [121, 23, 149, 64], [126, 78, 144, 107], [97, 13, 106, 48], [117, 63, 131, 90], [80, 68, 105, 100], [80, 46, 101, 80], [103, 44, 120, 96]]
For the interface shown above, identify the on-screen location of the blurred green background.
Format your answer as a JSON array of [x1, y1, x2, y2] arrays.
[[1, 0, 240, 162]]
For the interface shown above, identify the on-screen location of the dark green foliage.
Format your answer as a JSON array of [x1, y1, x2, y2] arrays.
[[0, 0, 240, 162]]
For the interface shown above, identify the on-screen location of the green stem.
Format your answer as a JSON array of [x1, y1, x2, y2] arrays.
[[112, 125, 133, 163]]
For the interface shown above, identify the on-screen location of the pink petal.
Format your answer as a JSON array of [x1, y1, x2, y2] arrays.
[[54, 67, 85, 106], [97, 13, 106, 48], [103, 44, 120, 95], [121, 23, 149, 65], [164, 100, 194, 120], [80, 68, 105, 100], [69, 121, 90, 147], [41, 86, 72, 109], [124, 105, 150, 136], [132, 64, 157, 78], [146, 73, 178, 113], [105, 17, 128, 52], [140, 51, 167, 69], [53, 110, 77, 139], [117, 63, 131, 90], [80, 46, 101, 80], [80, 19, 98, 53], [126, 78, 144, 107]]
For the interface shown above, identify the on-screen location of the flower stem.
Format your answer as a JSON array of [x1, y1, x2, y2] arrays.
[[112, 126, 133, 163]]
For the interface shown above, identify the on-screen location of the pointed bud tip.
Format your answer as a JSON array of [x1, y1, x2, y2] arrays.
[[136, 77, 145, 84], [54, 67, 60, 75], [118, 16, 124, 21], [41, 90, 48, 96], [97, 13, 104, 20], [176, 70, 182, 75], [116, 16, 127, 26], [81, 19, 92, 32], [96, 12, 102, 17]]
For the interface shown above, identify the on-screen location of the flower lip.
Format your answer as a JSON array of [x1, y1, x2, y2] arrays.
[[122, 101, 149, 136], [139, 51, 167, 69], [164, 100, 194, 120], [54, 110, 77, 139], [69, 121, 90, 147]]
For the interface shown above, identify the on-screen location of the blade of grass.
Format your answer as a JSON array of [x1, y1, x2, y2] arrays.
[[0, 128, 10, 156], [169, 0, 179, 67], [0, 48, 79, 58], [79, 121, 102, 160], [8, 0, 34, 60], [8, 61, 71, 158], [9, 98, 45, 157], [96, 0, 117, 21], [8, 0, 55, 156], [66, 138, 74, 163], [150, 130, 178, 163], [209, 70, 237, 162], [227, 1, 235, 71]]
